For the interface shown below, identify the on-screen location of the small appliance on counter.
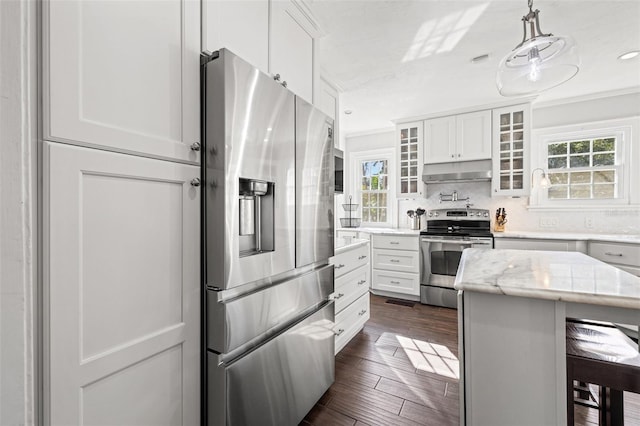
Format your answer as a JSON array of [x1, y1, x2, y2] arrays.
[[495, 207, 507, 232], [340, 196, 361, 228]]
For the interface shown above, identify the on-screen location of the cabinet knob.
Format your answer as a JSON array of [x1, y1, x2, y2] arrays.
[[604, 252, 623, 257], [282, 81, 287, 88], [190, 142, 201, 151], [458, 153, 461, 157], [358, 255, 367, 260], [335, 264, 345, 269], [334, 293, 345, 299], [451, 154, 454, 158], [190, 178, 201, 187], [358, 309, 367, 316], [273, 73, 281, 81], [357, 280, 366, 285], [335, 329, 345, 336]]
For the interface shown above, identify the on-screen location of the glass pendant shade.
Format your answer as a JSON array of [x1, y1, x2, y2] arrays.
[[497, 2, 580, 96]]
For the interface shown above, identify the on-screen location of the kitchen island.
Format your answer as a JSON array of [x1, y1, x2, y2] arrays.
[[455, 249, 640, 426]]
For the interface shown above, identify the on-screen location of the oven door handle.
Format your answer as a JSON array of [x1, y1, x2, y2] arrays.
[[421, 238, 476, 245]]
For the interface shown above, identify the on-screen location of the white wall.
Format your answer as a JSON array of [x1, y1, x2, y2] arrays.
[[346, 92, 640, 235], [0, 0, 37, 424]]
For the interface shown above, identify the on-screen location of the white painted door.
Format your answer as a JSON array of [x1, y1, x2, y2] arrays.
[[424, 116, 455, 164], [270, 0, 314, 103], [202, 0, 269, 73], [456, 110, 492, 161], [43, 0, 200, 163], [44, 142, 200, 425]]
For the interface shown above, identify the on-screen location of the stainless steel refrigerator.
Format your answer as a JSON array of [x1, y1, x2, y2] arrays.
[[202, 49, 335, 426]]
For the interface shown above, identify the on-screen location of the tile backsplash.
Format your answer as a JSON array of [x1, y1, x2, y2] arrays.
[[397, 181, 640, 235]]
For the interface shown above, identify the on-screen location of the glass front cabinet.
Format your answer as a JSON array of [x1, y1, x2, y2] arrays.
[[491, 104, 531, 197], [397, 121, 423, 197]]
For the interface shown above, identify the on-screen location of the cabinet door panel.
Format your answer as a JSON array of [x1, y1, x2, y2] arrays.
[[44, 0, 200, 163], [270, 1, 314, 103], [397, 122, 423, 196], [492, 104, 531, 197], [424, 116, 455, 164], [202, 0, 269, 73], [44, 142, 200, 425], [456, 110, 491, 161]]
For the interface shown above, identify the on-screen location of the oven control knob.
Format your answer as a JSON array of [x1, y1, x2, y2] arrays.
[[428, 212, 433, 217], [434, 212, 439, 217], [483, 212, 489, 217]]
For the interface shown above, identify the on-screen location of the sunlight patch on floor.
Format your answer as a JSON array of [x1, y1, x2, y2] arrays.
[[394, 333, 459, 380]]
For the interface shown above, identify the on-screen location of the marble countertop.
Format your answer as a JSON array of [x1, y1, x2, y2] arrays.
[[493, 231, 640, 244], [337, 227, 421, 236], [454, 248, 640, 310], [334, 237, 369, 254]]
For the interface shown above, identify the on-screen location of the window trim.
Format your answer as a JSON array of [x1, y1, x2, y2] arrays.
[[349, 148, 396, 228], [529, 118, 635, 209]]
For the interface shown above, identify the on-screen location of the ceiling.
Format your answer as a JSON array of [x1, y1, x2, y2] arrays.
[[308, 0, 640, 136]]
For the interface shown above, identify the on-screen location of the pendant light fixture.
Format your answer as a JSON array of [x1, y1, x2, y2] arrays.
[[497, 0, 580, 97]]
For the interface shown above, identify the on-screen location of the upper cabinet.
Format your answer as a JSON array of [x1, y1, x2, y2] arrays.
[[43, 0, 201, 164], [491, 104, 531, 197], [397, 122, 423, 197], [424, 111, 491, 164], [202, 0, 320, 104], [318, 77, 340, 148], [202, 0, 269, 74]]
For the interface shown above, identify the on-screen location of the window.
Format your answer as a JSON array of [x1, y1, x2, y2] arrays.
[[531, 119, 635, 209], [361, 159, 388, 223], [546, 137, 618, 200]]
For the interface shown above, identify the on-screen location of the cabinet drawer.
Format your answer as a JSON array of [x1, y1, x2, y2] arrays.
[[371, 269, 420, 296], [589, 242, 640, 268], [334, 292, 370, 353], [372, 248, 419, 273], [333, 266, 369, 315], [332, 244, 369, 278], [372, 235, 418, 251]]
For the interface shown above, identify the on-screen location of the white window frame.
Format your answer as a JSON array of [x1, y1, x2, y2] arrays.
[[530, 118, 636, 210], [349, 148, 396, 227]]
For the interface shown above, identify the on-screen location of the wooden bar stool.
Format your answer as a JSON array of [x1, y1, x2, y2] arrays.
[[566, 320, 640, 425]]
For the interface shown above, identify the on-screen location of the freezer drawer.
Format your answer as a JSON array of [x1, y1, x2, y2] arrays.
[[208, 264, 334, 354], [208, 302, 335, 426]]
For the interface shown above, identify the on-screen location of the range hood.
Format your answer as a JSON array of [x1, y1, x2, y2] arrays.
[[422, 159, 492, 183]]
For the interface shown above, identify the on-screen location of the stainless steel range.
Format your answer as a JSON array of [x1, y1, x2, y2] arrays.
[[419, 208, 493, 308]]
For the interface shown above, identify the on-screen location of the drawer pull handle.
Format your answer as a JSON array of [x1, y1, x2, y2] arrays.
[[390, 280, 400, 284], [335, 264, 345, 269], [334, 293, 345, 299], [357, 280, 366, 285], [358, 309, 367, 316], [390, 241, 400, 245], [604, 252, 623, 257], [358, 255, 367, 260], [390, 259, 400, 263], [335, 329, 345, 336]]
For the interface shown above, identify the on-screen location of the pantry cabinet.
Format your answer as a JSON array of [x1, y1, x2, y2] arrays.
[[331, 241, 370, 354], [397, 121, 423, 197], [43, 0, 200, 163], [202, 0, 320, 104], [43, 142, 201, 425], [423, 110, 491, 164], [491, 104, 531, 197]]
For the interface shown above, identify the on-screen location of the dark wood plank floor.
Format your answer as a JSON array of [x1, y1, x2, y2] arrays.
[[302, 294, 640, 426]]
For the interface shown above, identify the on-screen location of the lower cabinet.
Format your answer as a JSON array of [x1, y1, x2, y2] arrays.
[[43, 142, 201, 425], [331, 241, 370, 354], [493, 237, 587, 253], [588, 241, 640, 276], [371, 235, 420, 298]]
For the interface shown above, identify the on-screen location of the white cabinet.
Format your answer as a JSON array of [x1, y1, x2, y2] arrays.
[[423, 111, 491, 164], [43, 0, 200, 163], [318, 77, 340, 147], [589, 241, 640, 276], [43, 142, 200, 425], [492, 104, 531, 197], [202, 0, 319, 104], [202, 0, 269, 73], [397, 122, 423, 197], [371, 235, 420, 298], [331, 242, 371, 354]]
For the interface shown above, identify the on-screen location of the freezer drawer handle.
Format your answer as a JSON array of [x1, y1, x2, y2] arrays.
[[357, 280, 366, 285], [604, 252, 623, 257], [335, 264, 345, 269], [334, 293, 345, 299], [390, 280, 400, 285], [358, 255, 367, 260], [358, 309, 367, 316], [335, 329, 345, 336]]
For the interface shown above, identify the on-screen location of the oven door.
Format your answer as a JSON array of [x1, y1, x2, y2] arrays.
[[420, 238, 492, 288]]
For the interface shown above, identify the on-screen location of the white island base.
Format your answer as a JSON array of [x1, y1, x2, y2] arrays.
[[456, 249, 640, 426]]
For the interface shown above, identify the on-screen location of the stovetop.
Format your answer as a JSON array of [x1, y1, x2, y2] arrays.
[[420, 208, 492, 238]]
